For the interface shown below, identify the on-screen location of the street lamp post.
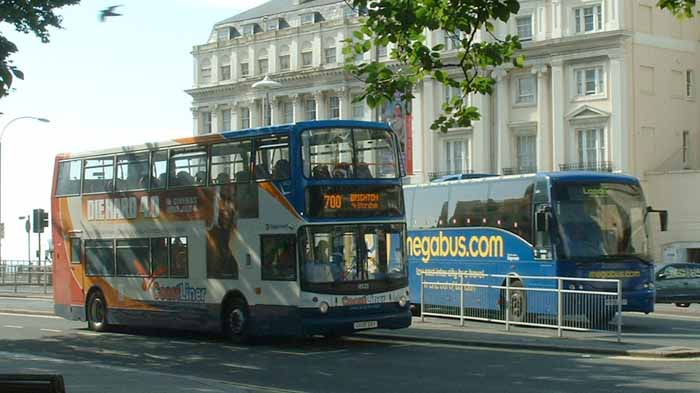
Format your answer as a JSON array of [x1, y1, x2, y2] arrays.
[[0, 116, 50, 265], [18, 215, 30, 264], [252, 74, 281, 126]]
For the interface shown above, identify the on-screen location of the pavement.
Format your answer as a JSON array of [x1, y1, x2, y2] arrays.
[[1, 288, 699, 359]]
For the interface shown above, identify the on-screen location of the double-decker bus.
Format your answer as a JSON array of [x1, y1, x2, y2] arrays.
[[405, 172, 667, 322], [51, 120, 410, 342]]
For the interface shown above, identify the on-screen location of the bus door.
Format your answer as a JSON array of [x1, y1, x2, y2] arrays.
[[68, 232, 86, 307]]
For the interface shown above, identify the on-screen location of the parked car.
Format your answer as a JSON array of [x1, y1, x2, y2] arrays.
[[655, 263, 700, 307]]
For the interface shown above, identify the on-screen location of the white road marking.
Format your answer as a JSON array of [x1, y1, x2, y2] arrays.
[[0, 312, 61, 319], [268, 349, 348, 357], [609, 356, 700, 362], [3, 325, 23, 329], [222, 362, 263, 370], [75, 331, 100, 337], [169, 340, 198, 346], [40, 329, 62, 333]]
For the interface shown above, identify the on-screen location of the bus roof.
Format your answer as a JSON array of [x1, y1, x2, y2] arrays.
[[55, 120, 392, 160], [405, 171, 639, 189]]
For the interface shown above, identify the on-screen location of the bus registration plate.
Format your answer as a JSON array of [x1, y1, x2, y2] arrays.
[[353, 321, 378, 330]]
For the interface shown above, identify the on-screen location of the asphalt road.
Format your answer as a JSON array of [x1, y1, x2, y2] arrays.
[[0, 312, 699, 393]]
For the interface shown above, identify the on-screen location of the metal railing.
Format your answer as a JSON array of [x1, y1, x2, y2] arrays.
[[418, 270, 623, 342], [0, 260, 52, 294], [559, 161, 614, 172]]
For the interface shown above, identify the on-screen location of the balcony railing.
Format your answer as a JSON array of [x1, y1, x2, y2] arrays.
[[502, 166, 537, 175], [559, 161, 614, 172]]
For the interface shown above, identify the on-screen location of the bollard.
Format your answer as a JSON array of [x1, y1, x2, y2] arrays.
[[505, 276, 510, 332], [557, 278, 563, 338], [459, 274, 464, 327], [420, 272, 424, 322]]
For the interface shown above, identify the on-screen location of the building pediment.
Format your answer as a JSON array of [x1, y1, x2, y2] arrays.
[[566, 105, 610, 122]]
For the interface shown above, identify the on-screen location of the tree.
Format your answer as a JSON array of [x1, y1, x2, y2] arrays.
[[657, 0, 698, 17], [344, 0, 523, 133], [0, 0, 80, 99]]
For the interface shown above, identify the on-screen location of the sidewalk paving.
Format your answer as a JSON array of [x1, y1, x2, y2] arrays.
[[1, 293, 698, 359]]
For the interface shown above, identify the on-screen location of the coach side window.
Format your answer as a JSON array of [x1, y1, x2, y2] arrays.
[[151, 150, 168, 190], [151, 238, 169, 277], [115, 153, 149, 192], [170, 237, 189, 278], [486, 179, 534, 242], [449, 183, 488, 227], [116, 239, 150, 277], [56, 160, 82, 196], [412, 186, 450, 229], [210, 140, 252, 184], [255, 136, 290, 181], [83, 157, 114, 194], [70, 238, 81, 264], [169, 147, 207, 187], [85, 239, 115, 276]]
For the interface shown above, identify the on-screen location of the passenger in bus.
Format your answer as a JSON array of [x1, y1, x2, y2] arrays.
[[235, 170, 250, 182], [254, 164, 270, 180], [271, 159, 290, 180], [176, 171, 194, 186], [333, 162, 351, 178], [195, 171, 207, 185], [312, 165, 331, 179], [215, 172, 230, 184], [355, 162, 373, 178], [304, 240, 333, 282]]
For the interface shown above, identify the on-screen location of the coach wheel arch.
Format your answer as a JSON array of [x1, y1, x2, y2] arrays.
[[500, 276, 527, 323]]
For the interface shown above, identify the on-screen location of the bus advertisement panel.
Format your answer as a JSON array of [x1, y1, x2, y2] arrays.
[[52, 120, 410, 342]]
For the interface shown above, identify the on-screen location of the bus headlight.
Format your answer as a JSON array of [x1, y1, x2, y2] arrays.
[[399, 296, 408, 308], [319, 302, 330, 314], [643, 282, 655, 289]]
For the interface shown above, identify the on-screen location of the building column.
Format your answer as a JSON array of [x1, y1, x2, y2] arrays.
[[609, 54, 629, 173], [472, 93, 491, 173], [338, 87, 350, 119], [209, 105, 219, 133], [494, 68, 511, 173], [250, 98, 261, 128], [230, 102, 239, 131], [409, 85, 423, 183], [314, 91, 326, 120], [550, 59, 566, 170], [551, 0, 563, 38], [533, 64, 551, 171], [292, 94, 302, 122], [191, 107, 200, 134], [422, 78, 437, 180]]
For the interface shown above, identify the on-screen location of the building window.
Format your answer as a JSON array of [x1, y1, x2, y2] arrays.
[[444, 139, 470, 174], [687, 70, 695, 98], [278, 45, 290, 71], [266, 19, 279, 31], [200, 59, 211, 84], [202, 111, 212, 134], [324, 47, 337, 64], [515, 75, 536, 104], [575, 67, 605, 97], [301, 42, 313, 67], [301, 13, 316, 25], [443, 30, 462, 50], [329, 96, 340, 119], [217, 28, 230, 42], [577, 127, 607, 165], [240, 107, 250, 129], [282, 101, 293, 123], [516, 15, 533, 41], [352, 95, 365, 119], [376, 45, 387, 58], [219, 65, 231, 81], [444, 86, 461, 107], [574, 4, 603, 34], [683, 130, 690, 166], [242, 24, 256, 36], [240, 62, 249, 77], [258, 58, 268, 75], [304, 97, 316, 120], [515, 134, 537, 172], [221, 109, 231, 131]]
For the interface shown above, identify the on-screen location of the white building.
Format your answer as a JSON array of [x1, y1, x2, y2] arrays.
[[188, 0, 700, 262]]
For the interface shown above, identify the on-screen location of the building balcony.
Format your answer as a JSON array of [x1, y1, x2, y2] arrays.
[[502, 166, 537, 175], [559, 161, 614, 172]]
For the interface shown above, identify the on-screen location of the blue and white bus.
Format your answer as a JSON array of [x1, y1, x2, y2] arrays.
[[404, 172, 667, 321]]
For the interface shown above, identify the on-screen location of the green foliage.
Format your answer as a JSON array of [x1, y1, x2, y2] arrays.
[[657, 0, 698, 17], [0, 0, 80, 99], [344, 0, 522, 133]]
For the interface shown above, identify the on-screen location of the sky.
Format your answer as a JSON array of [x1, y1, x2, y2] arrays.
[[0, 0, 268, 260]]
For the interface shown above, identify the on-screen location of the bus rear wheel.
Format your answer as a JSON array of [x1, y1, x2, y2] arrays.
[[87, 291, 109, 332], [675, 303, 691, 308], [223, 298, 250, 344]]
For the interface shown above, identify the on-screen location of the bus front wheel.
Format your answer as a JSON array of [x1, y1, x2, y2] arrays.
[[508, 280, 527, 323], [223, 298, 250, 344], [87, 291, 109, 332]]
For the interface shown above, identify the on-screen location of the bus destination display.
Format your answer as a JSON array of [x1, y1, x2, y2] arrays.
[[307, 185, 403, 218]]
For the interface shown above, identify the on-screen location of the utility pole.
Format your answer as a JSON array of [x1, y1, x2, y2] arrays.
[[18, 215, 30, 263]]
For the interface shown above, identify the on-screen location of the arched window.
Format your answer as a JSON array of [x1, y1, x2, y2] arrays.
[[199, 58, 212, 83], [301, 41, 313, 67], [219, 55, 231, 81], [257, 48, 269, 75], [278, 45, 290, 71]]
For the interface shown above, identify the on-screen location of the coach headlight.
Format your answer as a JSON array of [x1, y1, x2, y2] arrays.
[[319, 301, 330, 314], [643, 282, 655, 289], [399, 296, 408, 308]]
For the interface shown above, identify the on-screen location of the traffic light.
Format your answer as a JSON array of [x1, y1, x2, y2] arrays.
[[32, 209, 49, 234]]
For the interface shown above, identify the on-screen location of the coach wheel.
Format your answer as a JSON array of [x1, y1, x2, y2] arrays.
[[224, 298, 250, 344], [87, 291, 109, 332], [675, 303, 691, 308], [410, 303, 422, 317], [508, 280, 527, 323]]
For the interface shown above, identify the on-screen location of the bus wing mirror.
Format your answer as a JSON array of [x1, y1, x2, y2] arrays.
[[647, 207, 669, 232]]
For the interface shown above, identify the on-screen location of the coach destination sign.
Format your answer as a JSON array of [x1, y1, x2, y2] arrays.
[[306, 185, 403, 218]]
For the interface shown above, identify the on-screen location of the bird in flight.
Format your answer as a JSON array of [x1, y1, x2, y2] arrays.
[[99, 5, 123, 22]]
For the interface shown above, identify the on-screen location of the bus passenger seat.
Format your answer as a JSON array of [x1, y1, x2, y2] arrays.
[[235, 170, 251, 182], [255, 165, 270, 180], [215, 172, 231, 184], [272, 159, 290, 180], [355, 163, 373, 178], [195, 171, 206, 185], [312, 165, 331, 178]]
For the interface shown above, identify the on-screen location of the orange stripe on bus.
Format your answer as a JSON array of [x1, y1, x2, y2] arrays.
[[259, 182, 302, 220], [173, 134, 225, 145]]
